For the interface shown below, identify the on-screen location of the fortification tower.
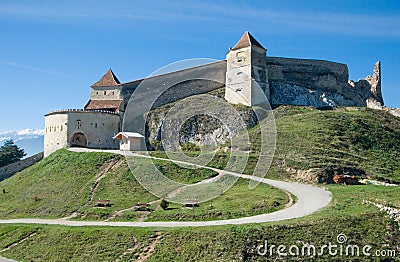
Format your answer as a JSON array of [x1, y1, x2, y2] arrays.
[[85, 69, 124, 114], [225, 32, 270, 106]]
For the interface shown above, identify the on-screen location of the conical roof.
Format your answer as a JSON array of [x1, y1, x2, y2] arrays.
[[91, 69, 121, 87], [231, 31, 265, 50]]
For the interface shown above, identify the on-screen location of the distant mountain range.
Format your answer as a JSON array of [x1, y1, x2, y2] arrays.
[[0, 129, 44, 157]]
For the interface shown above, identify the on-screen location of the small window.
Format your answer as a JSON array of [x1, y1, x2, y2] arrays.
[[77, 120, 82, 129], [95, 123, 98, 128], [236, 51, 245, 62], [104, 91, 107, 95]]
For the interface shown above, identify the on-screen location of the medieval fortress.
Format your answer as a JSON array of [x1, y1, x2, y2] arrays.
[[44, 32, 385, 156]]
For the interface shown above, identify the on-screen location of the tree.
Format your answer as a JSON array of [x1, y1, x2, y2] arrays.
[[0, 140, 26, 167]]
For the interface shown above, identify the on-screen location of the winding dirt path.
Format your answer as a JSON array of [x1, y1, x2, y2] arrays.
[[0, 148, 332, 228]]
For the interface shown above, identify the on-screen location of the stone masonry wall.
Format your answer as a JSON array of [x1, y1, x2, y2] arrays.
[[267, 57, 349, 92], [120, 60, 227, 111], [0, 152, 43, 182], [44, 110, 120, 156], [119, 57, 383, 111], [266, 57, 383, 108]]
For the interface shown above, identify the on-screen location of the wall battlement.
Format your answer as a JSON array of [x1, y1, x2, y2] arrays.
[[45, 109, 120, 116]]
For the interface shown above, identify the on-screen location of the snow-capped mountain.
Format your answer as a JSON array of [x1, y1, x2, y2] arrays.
[[0, 129, 44, 157]]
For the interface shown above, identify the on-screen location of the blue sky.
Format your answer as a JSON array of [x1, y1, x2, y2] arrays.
[[0, 0, 399, 132]]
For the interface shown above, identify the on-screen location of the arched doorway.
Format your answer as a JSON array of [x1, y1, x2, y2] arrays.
[[70, 132, 87, 147]]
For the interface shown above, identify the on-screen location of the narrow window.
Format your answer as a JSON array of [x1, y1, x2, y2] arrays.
[[77, 120, 82, 129], [104, 91, 107, 95], [236, 51, 245, 62]]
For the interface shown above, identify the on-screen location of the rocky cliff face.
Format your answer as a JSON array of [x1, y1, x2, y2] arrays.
[[145, 101, 258, 150], [270, 83, 355, 108]]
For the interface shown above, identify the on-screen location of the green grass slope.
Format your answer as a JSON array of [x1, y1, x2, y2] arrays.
[[0, 149, 288, 221], [0, 150, 117, 218], [1, 104, 400, 261], [176, 106, 400, 184], [271, 106, 400, 183]]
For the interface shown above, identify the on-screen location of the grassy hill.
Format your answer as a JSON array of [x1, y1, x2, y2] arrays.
[[154, 105, 400, 184], [0, 105, 400, 261], [270, 106, 400, 183], [0, 149, 288, 221]]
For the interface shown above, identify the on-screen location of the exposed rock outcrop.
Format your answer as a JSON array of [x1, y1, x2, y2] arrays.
[[145, 105, 258, 150]]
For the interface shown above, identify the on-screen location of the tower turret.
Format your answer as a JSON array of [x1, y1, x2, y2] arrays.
[[225, 32, 270, 106]]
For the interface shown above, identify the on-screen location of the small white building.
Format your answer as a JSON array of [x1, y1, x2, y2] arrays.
[[113, 132, 145, 151]]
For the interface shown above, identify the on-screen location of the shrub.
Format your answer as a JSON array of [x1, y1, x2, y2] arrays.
[[160, 199, 169, 210]]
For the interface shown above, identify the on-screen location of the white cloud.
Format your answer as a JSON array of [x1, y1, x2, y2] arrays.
[[0, 129, 45, 143]]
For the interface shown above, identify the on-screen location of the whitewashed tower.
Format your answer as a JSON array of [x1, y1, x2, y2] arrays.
[[225, 32, 270, 106]]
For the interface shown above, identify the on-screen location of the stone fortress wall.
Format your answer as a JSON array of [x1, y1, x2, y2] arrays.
[[116, 57, 382, 113], [120, 60, 227, 112], [43, 31, 386, 156], [44, 110, 120, 156], [0, 152, 43, 182], [267, 57, 382, 108], [111, 57, 381, 113]]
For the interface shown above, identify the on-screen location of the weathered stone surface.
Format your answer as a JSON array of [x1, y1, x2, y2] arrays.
[[267, 56, 349, 94], [145, 105, 257, 150], [366, 61, 383, 105], [270, 83, 354, 108], [365, 99, 400, 118], [267, 58, 384, 109]]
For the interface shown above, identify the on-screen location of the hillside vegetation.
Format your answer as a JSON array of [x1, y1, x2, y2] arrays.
[[271, 106, 400, 183], [151, 105, 400, 184], [0, 149, 288, 221], [1, 104, 400, 261]]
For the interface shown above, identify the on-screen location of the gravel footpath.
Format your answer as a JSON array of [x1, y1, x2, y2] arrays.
[[0, 148, 332, 228]]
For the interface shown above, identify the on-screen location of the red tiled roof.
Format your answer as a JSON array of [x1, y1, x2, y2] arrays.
[[84, 99, 122, 112], [231, 31, 265, 50], [91, 69, 121, 87]]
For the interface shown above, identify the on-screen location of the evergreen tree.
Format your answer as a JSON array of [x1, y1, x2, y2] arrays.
[[0, 140, 26, 167]]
